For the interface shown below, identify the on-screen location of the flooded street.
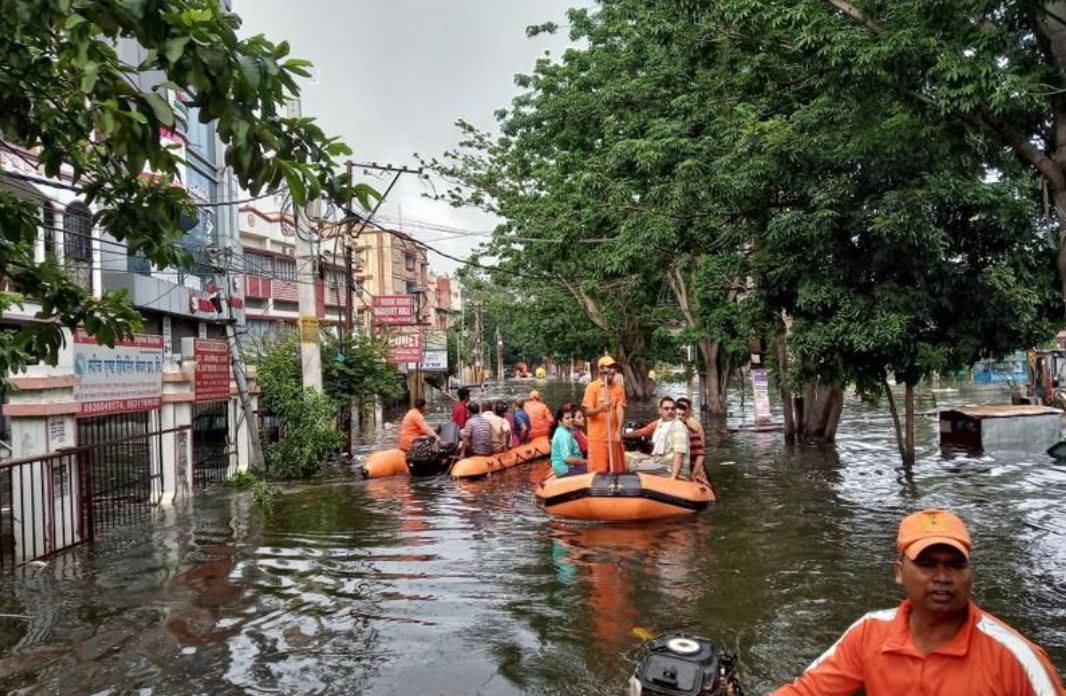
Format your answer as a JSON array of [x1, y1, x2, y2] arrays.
[[1, 381, 1064, 695]]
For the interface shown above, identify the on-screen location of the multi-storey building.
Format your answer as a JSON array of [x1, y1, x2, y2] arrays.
[[357, 227, 430, 325], [238, 203, 357, 340]]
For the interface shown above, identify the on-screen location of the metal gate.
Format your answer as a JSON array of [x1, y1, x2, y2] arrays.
[[76, 411, 162, 528], [192, 400, 232, 489]]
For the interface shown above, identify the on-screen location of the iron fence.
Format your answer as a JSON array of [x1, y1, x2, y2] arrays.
[[193, 400, 233, 490], [0, 425, 190, 571]]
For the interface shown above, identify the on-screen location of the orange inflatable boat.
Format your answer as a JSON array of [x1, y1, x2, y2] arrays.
[[362, 449, 409, 478], [535, 472, 714, 521], [450, 436, 551, 480]]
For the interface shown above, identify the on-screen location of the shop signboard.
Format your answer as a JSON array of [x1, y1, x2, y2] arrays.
[[194, 339, 231, 403], [73, 329, 164, 416], [375, 324, 423, 364], [420, 330, 448, 372], [372, 295, 416, 325]]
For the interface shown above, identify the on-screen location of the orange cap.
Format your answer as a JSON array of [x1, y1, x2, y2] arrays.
[[897, 509, 972, 560], [597, 355, 617, 369], [529, 390, 541, 401]]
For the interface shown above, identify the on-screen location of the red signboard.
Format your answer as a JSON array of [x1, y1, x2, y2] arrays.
[[194, 339, 231, 402], [372, 295, 416, 325], [73, 330, 164, 416], [375, 325, 423, 364]]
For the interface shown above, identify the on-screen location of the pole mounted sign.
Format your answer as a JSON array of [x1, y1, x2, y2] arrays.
[[73, 329, 164, 416], [372, 295, 416, 325], [194, 339, 231, 403]]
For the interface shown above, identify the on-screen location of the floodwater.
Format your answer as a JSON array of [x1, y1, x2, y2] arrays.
[[1, 381, 1064, 695]]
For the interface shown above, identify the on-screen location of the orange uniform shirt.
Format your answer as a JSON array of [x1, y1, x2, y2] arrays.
[[398, 408, 434, 452], [524, 400, 554, 439], [581, 379, 627, 441], [771, 599, 1065, 696]]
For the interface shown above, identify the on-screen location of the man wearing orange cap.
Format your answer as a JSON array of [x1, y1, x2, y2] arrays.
[[523, 390, 554, 439], [771, 509, 1064, 696], [581, 356, 627, 473]]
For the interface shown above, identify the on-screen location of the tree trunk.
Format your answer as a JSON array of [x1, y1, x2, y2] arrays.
[[775, 336, 796, 439], [882, 376, 908, 463], [799, 383, 844, 443], [904, 381, 916, 465], [617, 345, 654, 400], [701, 339, 730, 420]]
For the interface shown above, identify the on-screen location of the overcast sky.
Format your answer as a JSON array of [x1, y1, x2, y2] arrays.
[[233, 0, 582, 274]]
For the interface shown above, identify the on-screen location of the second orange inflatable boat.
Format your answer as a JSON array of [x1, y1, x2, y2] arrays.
[[450, 436, 551, 479], [535, 472, 714, 521]]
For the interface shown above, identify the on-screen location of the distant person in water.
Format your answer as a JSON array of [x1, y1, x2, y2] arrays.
[[398, 398, 440, 452], [549, 406, 588, 478], [452, 387, 470, 429], [770, 509, 1065, 696]]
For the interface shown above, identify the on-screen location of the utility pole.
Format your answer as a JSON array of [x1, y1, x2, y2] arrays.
[[473, 300, 484, 386], [287, 98, 322, 392], [496, 325, 503, 381], [294, 197, 323, 391], [216, 253, 265, 475], [343, 161, 356, 339]]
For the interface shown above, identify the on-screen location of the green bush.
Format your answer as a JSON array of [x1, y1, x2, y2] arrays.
[[255, 332, 343, 480]]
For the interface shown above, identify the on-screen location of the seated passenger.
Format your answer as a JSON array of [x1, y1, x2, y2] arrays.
[[621, 396, 689, 478], [675, 397, 708, 484], [569, 404, 589, 457], [549, 407, 588, 478], [459, 402, 495, 456], [513, 398, 532, 444], [485, 400, 512, 453]]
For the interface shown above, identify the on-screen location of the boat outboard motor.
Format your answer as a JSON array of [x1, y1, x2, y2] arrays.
[[406, 422, 461, 476], [629, 634, 744, 696], [623, 420, 654, 454]]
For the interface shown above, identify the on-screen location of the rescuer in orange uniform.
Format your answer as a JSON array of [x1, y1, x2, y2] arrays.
[[524, 390, 555, 439], [770, 508, 1065, 696], [581, 356, 627, 473], [397, 398, 439, 452]]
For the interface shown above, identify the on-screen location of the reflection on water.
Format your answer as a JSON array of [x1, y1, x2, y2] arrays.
[[0, 382, 1063, 694]]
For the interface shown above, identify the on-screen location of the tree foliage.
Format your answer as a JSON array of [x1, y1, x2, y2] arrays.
[[0, 0, 377, 372], [431, 0, 1059, 454]]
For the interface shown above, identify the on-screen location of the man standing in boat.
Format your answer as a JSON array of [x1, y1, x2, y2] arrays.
[[770, 509, 1065, 696], [581, 356, 627, 473]]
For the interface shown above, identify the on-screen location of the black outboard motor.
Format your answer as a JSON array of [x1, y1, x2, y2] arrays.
[[406, 422, 461, 476], [629, 634, 744, 696], [623, 420, 654, 454]]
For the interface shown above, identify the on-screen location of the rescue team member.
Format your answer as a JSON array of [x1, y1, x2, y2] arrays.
[[398, 399, 440, 452], [581, 356, 627, 473], [524, 390, 555, 439], [451, 387, 471, 429], [770, 509, 1065, 696]]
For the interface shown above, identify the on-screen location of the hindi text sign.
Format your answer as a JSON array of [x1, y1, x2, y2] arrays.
[[194, 339, 231, 402], [73, 330, 164, 416], [372, 295, 416, 325]]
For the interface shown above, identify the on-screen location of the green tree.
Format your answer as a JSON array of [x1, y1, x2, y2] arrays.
[[0, 0, 377, 371], [321, 332, 403, 406], [255, 332, 341, 479]]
